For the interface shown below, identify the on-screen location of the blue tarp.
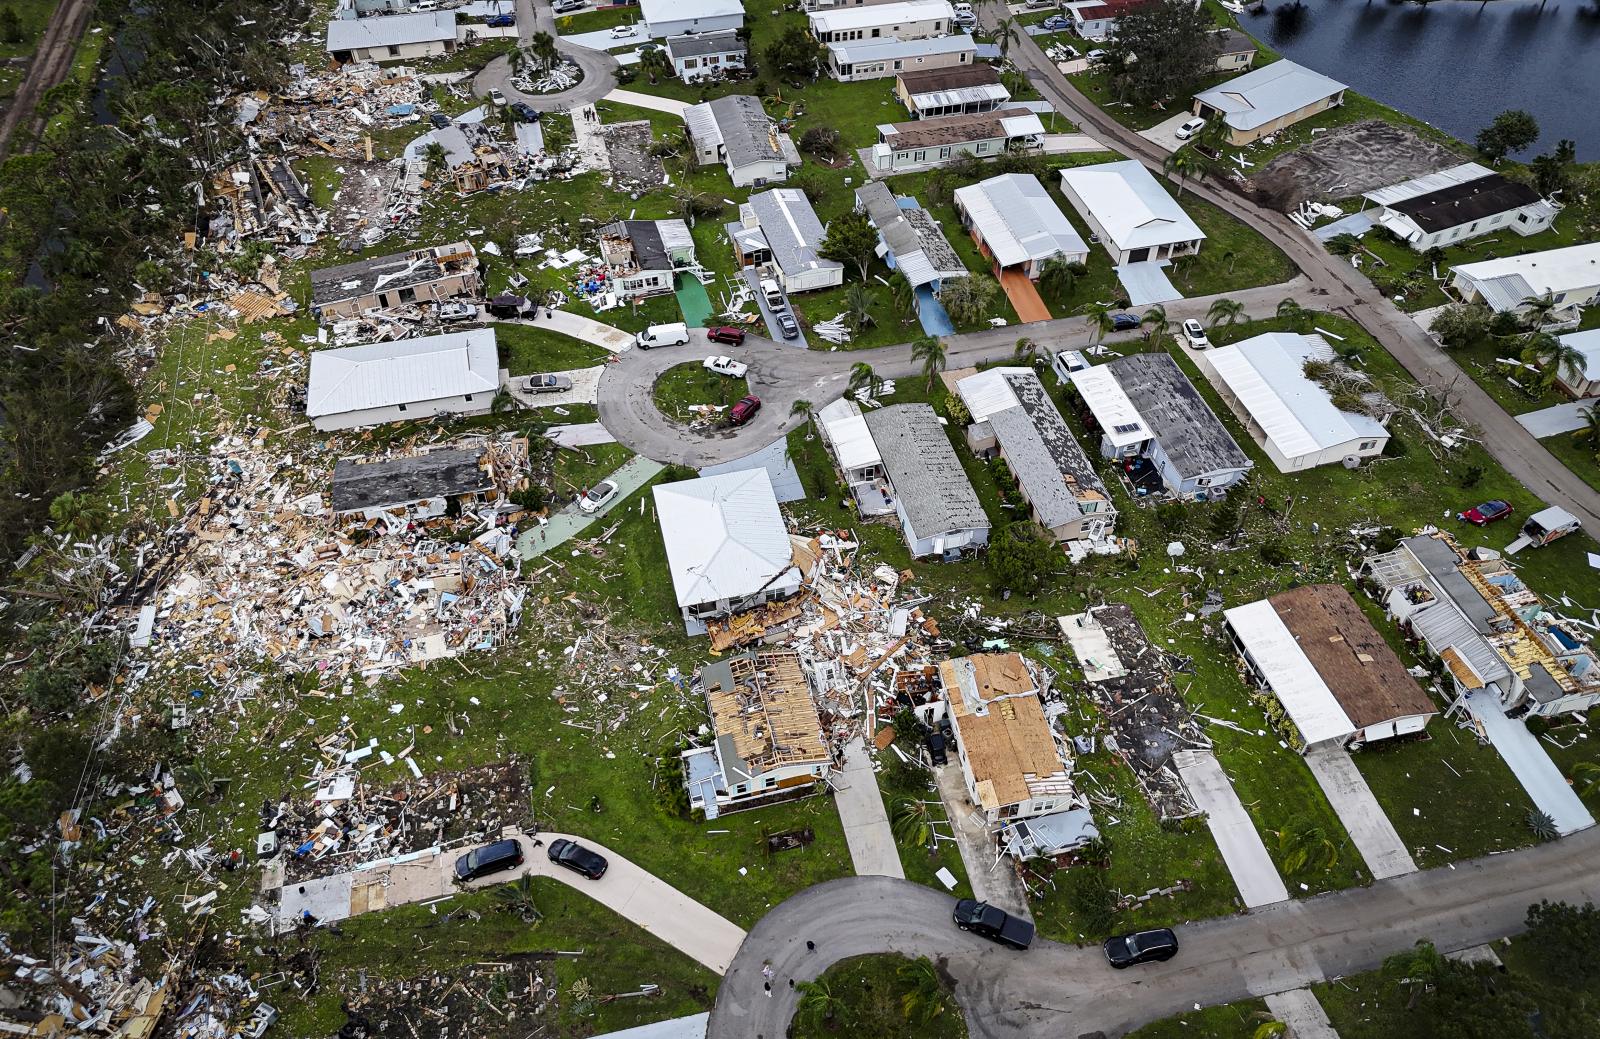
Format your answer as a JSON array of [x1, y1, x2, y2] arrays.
[[385, 104, 416, 117], [914, 285, 955, 336]]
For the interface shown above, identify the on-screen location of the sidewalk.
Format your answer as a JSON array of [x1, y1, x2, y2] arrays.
[[1172, 749, 1290, 909], [517, 454, 663, 559], [1303, 747, 1416, 880], [832, 737, 905, 878], [1264, 989, 1340, 1038], [506, 309, 635, 353], [604, 87, 691, 117]]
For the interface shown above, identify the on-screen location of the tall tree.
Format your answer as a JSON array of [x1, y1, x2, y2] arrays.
[[848, 361, 882, 398], [1104, 0, 1218, 107], [897, 957, 948, 1026], [845, 283, 877, 332], [1141, 304, 1171, 344], [1475, 109, 1540, 161], [1207, 296, 1245, 328], [1276, 297, 1312, 332], [988, 521, 1059, 596], [911, 335, 947, 391], [0, 6, 23, 44], [889, 269, 917, 314], [1038, 255, 1078, 302], [1521, 331, 1586, 389], [1083, 299, 1117, 345], [819, 208, 880, 282], [939, 273, 997, 325], [1163, 147, 1200, 196], [763, 25, 821, 80], [1570, 406, 1600, 464]]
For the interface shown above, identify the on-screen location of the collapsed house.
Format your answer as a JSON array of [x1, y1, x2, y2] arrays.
[[1224, 584, 1438, 754], [955, 366, 1118, 550], [1363, 531, 1600, 719], [1060, 604, 1203, 821], [305, 328, 502, 431], [410, 122, 511, 192], [204, 159, 322, 251], [310, 241, 480, 322], [596, 219, 697, 299], [862, 403, 991, 560], [682, 650, 833, 819], [1070, 353, 1254, 500], [330, 445, 500, 526]]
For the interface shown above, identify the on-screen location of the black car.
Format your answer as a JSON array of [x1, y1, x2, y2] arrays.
[[510, 101, 540, 123], [952, 899, 1034, 950], [937, 713, 954, 741], [429, 112, 451, 129], [1104, 927, 1179, 968], [453, 838, 524, 881], [487, 293, 530, 318], [775, 311, 800, 339], [548, 838, 608, 879], [1111, 312, 1140, 331], [923, 729, 948, 766]]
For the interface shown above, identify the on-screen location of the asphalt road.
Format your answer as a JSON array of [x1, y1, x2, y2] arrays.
[[708, 826, 1600, 1039], [0, 0, 96, 159], [596, 282, 1317, 466], [474, 0, 616, 113], [984, 1, 1600, 533]]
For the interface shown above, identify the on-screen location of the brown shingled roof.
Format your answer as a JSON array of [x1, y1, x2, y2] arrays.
[[881, 107, 1037, 152], [896, 63, 1002, 96], [1270, 584, 1438, 728]]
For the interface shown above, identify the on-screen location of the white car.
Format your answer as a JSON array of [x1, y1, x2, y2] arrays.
[[703, 355, 749, 378], [1174, 116, 1207, 141], [578, 479, 619, 515], [609, 23, 636, 37], [436, 300, 476, 322], [1181, 319, 1211, 349], [487, 88, 507, 107]]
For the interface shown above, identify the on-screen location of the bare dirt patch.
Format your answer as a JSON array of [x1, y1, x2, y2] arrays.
[[1245, 120, 1463, 212]]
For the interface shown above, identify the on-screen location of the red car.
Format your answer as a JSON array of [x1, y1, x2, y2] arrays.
[[707, 326, 746, 346], [1458, 499, 1513, 526], [729, 395, 761, 425]]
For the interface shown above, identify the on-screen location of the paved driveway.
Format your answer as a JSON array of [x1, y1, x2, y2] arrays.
[[1139, 110, 1200, 153], [832, 737, 906, 878], [1302, 746, 1416, 880], [517, 453, 663, 558], [1173, 749, 1289, 909], [934, 762, 1030, 918]]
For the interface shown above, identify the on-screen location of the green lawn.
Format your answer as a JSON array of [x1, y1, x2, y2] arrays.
[[1526, 710, 1600, 814], [497, 322, 613, 373], [555, 2, 641, 35], [0, 0, 62, 103], [875, 747, 973, 899], [653, 359, 748, 421], [415, 36, 517, 75], [1123, 998, 1274, 1039], [789, 954, 967, 1039]]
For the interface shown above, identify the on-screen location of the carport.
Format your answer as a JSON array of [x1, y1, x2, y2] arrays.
[[1114, 260, 1182, 306]]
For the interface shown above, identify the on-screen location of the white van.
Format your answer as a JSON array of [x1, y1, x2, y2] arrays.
[[952, 1, 974, 13], [636, 322, 690, 349]]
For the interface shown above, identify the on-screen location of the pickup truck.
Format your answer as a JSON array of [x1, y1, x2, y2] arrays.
[[952, 899, 1034, 950]]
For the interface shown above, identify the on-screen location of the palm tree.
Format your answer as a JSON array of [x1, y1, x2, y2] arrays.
[[423, 141, 449, 183], [1570, 760, 1600, 800], [1522, 331, 1587, 389], [911, 334, 947, 391], [889, 269, 916, 314], [509, 47, 530, 79], [490, 388, 519, 414], [848, 361, 882, 398], [846, 283, 877, 332], [1082, 300, 1116, 346], [1519, 291, 1561, 335], [1163, 148, 1200, 196], [791, 398, 814, 421], [897, 957, 947, 1025], [1208, 297, 1245, 329], [497, 101, 519, 136], [1276, 297, 1311, 332], [529, 30, 559, 71], [492, 875, 542, 923], [48, 491, 106, 540], [795, 978, 852, 1031], [639, 46, 671, 84], [891, 797, 933, 848], [1012, 336, 1039, 364], [1570, 405, 1600, 463], [1038, 255, 1077, 302], [1140, 304, 1170, 344], [1277, 816, 1339, 875], [996, 16, 1017, 57]]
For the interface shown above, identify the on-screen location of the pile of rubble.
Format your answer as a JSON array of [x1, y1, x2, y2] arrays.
[[511, 59, 581, 95], [340, 957, 567, 1039]]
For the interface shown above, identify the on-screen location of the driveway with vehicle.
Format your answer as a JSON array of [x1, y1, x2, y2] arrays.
[[740, 269, 809, 348]]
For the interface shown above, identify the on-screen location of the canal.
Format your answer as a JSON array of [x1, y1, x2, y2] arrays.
[[1241, 0, 1600, 160]]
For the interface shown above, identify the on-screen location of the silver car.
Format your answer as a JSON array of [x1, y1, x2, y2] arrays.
[[525, 374, 572, 393]]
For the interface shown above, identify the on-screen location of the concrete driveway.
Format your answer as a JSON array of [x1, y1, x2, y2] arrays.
[[1173, 749, 1289, 909], [564, 23, 644, 51], [1302, 747, 1416, 880], [1139, 110, 1200, 153], [934, 762, 1031, 919]]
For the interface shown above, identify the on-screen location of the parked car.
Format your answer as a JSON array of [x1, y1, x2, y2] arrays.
[[1086, 49, 1107, 63], [487, 293, 530, 318], [1111, 312, 1140, 332], [707, 325, 746, 346], [487, 88, 507, 108], [1181, 319, 1210, 349], [729, 395, 762, 425], [923, 730, 948, 766], [547, 839, 608, 880], [525, 374, 572, 394], [775, 311, 800, 339], [937, 713, 954, 741], [453, 838, 523, 881], [1459, 499, 1513, 526], [1042, 13, 1069, 29], [636, 322, 690, 349], [1175, 116, 1208, 141], [510, 101, 540, 123], [437, 300, 476, 322], [703, 355, 749, 378], [428, 112, 451, 129], [1104, 928, 1179, 968], [578, 479, 619, 514], [485, 13, 515, 27], [953, 899, 1034, 950], [609, 23, 637, 37], [552, 0, 585, 11]]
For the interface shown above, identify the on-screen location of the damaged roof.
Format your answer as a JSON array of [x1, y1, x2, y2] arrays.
[[743, 189, 843, 282], [863, 403, 989, 540], [331, 447, 492, 513], [705, 94, 784, 171], [1103, 352, 1252, 481], [941, 653, 1071, 810], [985, 371, 1108, 530], [311, 242, 475, 307]]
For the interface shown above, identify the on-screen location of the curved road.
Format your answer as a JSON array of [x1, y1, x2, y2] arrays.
[[981, 0, 1600, 533], [598, 282, 1319, 466], [709, 827, 1600, 1039], [474, 0, 616, 113]]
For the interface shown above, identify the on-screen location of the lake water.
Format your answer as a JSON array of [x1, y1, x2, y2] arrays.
[[1240, 0, 1600, 160]]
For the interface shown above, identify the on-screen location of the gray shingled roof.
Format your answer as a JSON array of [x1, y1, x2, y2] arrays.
[[1107, 352, 1251, 480], [666, 29, 746, 60], [745, 189, 844, 281], [864, 403, 989, 539], [987, 371, 1106, 530], [331, 448, 491, 513], [709, 93, 783, 170]]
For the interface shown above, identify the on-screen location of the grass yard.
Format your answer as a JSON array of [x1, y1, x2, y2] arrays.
[[275, 881, 718, 1036], [1123, 998, 1275, 1039], [653, 360, 748, 422], [1526, 710, 1600, 813], [497, 322, 613, 373], [789, 954, 967, 1039], [876, 750, 973, 899], [553, 439, 633, 498], [0, 0, 61, 103], [415, 37, 518, 76], [554, 2, 641, 35]]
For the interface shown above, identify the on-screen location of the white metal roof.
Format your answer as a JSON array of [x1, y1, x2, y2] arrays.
[[1224, 599, 1356, 746], [829, 33, 975, 65], [1193, 60, 1346, 132], [810, 0, 954, 34], [682, 102, 722, 150], [1362, 162, 1495, 208], [306, 329, 499, 418], [1059, 159, 1205, 252], [1559, 328, 1600, 381], [641, 0, 743, 23], [1452, 242, 1600, 304], [1069, 363, 1147, 448], [652, 469, 796, 609], [819, 398, 883, 473], [1205, 332, 1387, 459], [908, 82, 1010, 111], [327, 11, 456, 51], [953, 173, 1086, 269], [1527, 506, 1579, 531], [955, 366, 1031, 424]]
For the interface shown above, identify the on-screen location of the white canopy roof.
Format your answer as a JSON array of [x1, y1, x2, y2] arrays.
[[818, 398, 882, 473], [652, 469, 796, 609], [1059, 159, 1205, 252], [953, 173, 1085, 269], [810, 0, 953, 33], [1224, 599, 1356, 746], [327, 11, 455, 51], [306, 329, 498, 418], [956, 366, 1031, 424], [1069, 363, 1147, 449]]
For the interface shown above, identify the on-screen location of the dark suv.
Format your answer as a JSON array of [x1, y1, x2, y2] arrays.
[[548, 838, 608, 879], [953, 899, 1034, 950], [454, 838, 524, 881], [1104, 927, 1179, 968]]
